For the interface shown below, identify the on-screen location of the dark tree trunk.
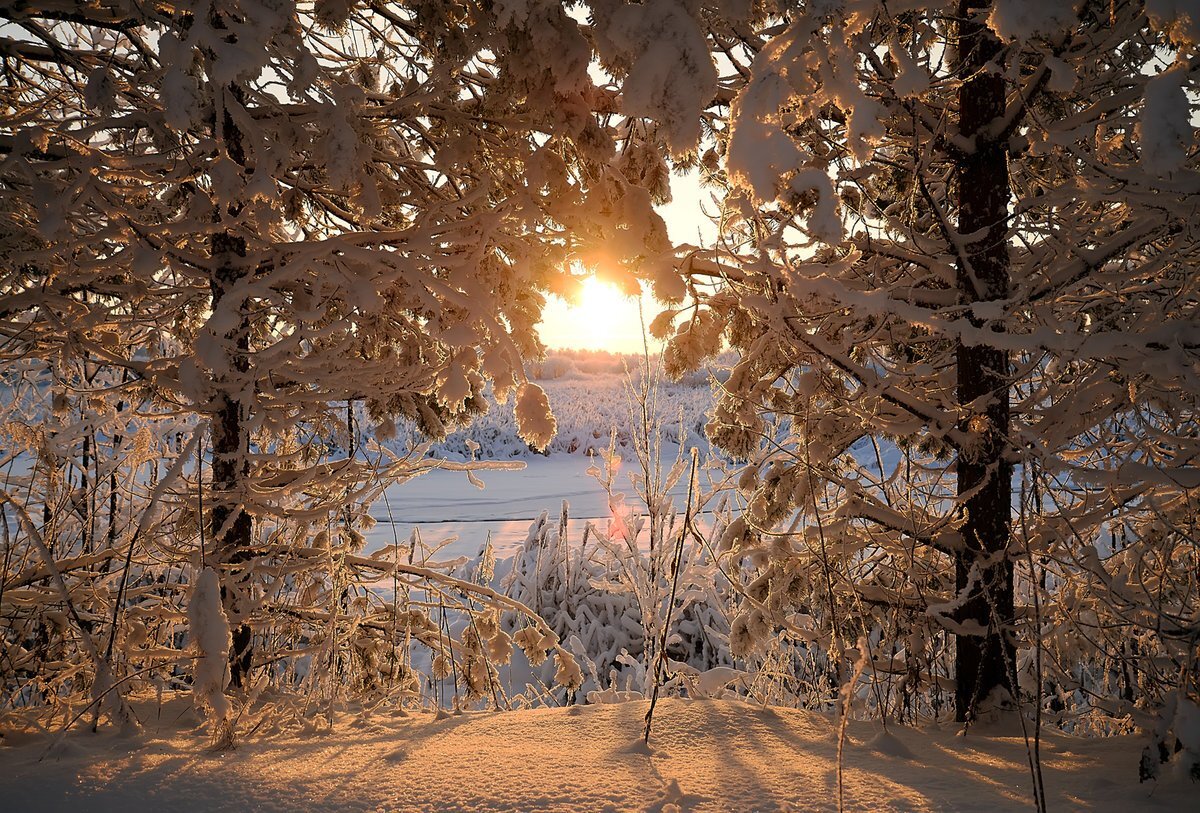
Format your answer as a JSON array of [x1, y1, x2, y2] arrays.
[[108, 396, 122, 558], [80, 431, 90, 554], [953, 1, 1016, 722], [209, 243, 253, 688], [209, 61, 254, 688]]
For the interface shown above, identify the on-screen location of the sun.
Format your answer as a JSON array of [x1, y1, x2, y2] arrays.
[[576, 275, 627, 320], [537, 275, 657, 355]]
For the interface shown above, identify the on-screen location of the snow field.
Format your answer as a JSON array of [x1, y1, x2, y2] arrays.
[[0, 696, 1191, 813], [387, 354, 718, 461]]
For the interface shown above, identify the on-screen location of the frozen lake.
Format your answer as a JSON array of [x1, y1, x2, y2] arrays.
[[363, 452, 706, 562]]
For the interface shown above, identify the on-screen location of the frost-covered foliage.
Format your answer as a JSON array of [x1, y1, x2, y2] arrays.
[[494, 360, 740, 704], [0, 0, 649, 734], [3, 2, 1198, 781], [621, 0, 1200, 761], [0, 421, 583, 735], [501, 476, 735, 703], [414, 0, 1200, 781], [0, 0, 652, 488]]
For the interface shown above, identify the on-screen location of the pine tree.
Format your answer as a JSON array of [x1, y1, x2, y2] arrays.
[[0, 0, 657, 712], [645, 1, 1200, 723]]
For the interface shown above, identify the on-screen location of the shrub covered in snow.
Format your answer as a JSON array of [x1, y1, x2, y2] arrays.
[[499, 498, 736, 704]]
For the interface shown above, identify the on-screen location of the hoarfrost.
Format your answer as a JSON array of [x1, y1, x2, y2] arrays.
[[515, 382, 557, 451], [188, 568, 233, 725]]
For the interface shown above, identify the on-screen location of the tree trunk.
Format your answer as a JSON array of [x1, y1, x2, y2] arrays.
[[209, 69, 254, 689], [953, 1, 1015, 722]]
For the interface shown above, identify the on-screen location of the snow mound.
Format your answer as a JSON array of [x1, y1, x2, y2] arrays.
[[865, 729, 916, 760]]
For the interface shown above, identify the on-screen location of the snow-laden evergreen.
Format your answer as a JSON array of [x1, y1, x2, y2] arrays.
[[636, 0, 1200, 779]]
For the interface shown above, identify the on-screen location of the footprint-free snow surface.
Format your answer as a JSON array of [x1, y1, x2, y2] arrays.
[[0, 698, 1189, 812], [364, 452, 702, 561]]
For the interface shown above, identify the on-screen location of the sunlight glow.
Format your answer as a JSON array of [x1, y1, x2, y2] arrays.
[[537, 172, 717, 355], [537, 275, 655, 355]]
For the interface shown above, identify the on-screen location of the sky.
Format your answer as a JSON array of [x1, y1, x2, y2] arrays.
[[536, 170, 719, 355]]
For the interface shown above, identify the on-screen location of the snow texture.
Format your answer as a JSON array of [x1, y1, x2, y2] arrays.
[[593, 0, 718, 152], [987, 0, 1082, 41], [0, 697, 1192, 812], [514, 382, 557, 451], [1140, 65, 1195, 175], [187, 567, 233, 725]]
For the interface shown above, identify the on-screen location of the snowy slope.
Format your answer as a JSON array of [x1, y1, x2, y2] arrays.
[[0, 697, 1189, 812]]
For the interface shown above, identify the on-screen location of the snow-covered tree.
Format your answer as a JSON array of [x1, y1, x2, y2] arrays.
[[0, 0, 657, 718], [621, 1, 1200, 729]]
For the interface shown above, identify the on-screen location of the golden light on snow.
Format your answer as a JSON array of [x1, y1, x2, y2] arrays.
[[537, 274, 657, 355]]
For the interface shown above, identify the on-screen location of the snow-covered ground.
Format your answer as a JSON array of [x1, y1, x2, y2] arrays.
[[359, 354, 724, 562], [390, 353, 719, 462], [0, 697, 1188, 812], [364, 451, 705, 561]]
